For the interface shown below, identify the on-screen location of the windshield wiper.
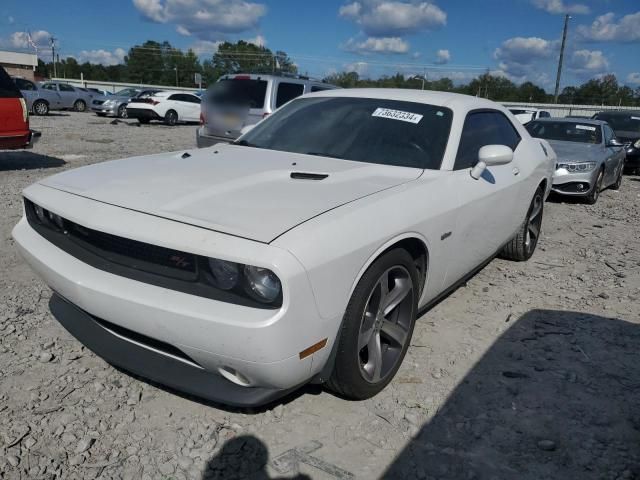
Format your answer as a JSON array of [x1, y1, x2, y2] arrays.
[[233, 139, 260, 148], [305, 151, 344, 160]]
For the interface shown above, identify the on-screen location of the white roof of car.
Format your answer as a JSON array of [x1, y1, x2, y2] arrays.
[[153, 90, 199, 97], [305, 88, 502, 111]]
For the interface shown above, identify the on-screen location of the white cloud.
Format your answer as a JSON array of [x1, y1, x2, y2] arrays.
[[339, 1, 446, 37], [8, 16, 15, 24], [3, 30, 51, 50], [189, 40, 223, 56], [434, 49, 450, 64], [577, 12, 640, 43], [344, 61, 369, 76], [531, 0, 589, 15], [133, 0, 267, 41], [343, 36, 409, 54], [77, 48, 126, 66], [244, 34, 266, 47], [493, 36, 555, 77], [627, 72, 640, 86], [569, 49, 609, 74]]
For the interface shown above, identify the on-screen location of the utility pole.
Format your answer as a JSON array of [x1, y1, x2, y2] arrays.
[[421, 68, 426, 90], [554, 14, 570, 104], [174, 66, 178, 87], [50, 36, 57, 78]]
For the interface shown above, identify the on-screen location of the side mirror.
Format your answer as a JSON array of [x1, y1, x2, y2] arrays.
[[239, 124, 255, 136], [607, 138, 623, 148], [470, 145, 514, 180]]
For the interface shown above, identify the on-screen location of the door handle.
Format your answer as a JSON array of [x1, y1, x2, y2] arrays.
[[512, 167, 520, 176]]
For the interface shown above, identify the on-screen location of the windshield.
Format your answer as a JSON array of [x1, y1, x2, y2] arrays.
[[207, 78, 267, 109], [114, 88, 139, 97], [526, 121, 602, 144], [0, 68, 21, 98], [510, 109, 533, 115], [595, 113, 640, 134], [239, 97, 453, 169]]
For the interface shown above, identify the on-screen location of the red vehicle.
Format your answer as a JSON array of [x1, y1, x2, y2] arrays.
[[0, 66, 37, 149]]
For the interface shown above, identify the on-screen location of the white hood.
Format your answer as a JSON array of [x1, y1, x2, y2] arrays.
[[40, 144, 422, 243]]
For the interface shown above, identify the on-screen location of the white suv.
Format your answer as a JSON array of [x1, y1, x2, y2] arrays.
[[196, 73, 338, 147]]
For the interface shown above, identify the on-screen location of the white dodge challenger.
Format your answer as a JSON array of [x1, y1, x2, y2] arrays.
[[13, 89, 555, 406]]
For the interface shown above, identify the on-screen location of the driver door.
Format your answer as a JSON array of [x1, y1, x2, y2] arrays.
[[444, 110, 525, 288]]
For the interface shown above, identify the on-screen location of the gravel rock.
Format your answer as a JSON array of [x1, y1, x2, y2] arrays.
[[6, 455, 20, 467], [75, 437, 95, 454], [38, 351, 54, 363]]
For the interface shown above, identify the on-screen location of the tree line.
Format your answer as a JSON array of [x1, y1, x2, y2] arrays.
[[35, 40, 640, 106]]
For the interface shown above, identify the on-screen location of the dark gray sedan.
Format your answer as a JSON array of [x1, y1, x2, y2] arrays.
[[526, 118, 625, 204]]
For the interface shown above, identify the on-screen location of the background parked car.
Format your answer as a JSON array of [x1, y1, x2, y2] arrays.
[[92, 88, 165, 118], [509, 107, 551, 125], [526, 118, 625, 204], [39, 81, 93, 112], [126, 90, 201, 125], [12, 77, 65, 116], [0, 66, 37, 149], [196, 73, 339, 147], [87, 88, 112, 96], [592, 110, 640, 174]]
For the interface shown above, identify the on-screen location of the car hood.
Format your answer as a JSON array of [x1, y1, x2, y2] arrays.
[[39, 145, 422, 243], [546, 140, 603, 163]]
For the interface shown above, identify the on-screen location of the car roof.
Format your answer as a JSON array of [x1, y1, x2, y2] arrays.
[[221, 73, 332, 85], [594, 110, 640, 117], [303, 88, 503, 110], [530, 117, 607, 126], [154, 90, 199, 97]]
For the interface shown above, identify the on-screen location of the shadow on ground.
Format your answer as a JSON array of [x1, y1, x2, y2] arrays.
[[383, 309, 640, 479], [0, 151, 66, 171]]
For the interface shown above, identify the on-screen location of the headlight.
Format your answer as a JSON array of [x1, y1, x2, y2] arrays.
[[103, 100, 114, 106], [634, 139, 640, 149], [243, 265, 282, 303], [558, 161, 597, 173], [205, 258, 282, 305], [207, 259, 240, 290]]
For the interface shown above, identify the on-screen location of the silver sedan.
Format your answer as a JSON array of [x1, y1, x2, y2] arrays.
[[526, 118, 626, 204]]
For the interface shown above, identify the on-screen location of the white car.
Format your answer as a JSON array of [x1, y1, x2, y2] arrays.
[[13, 89, 554, 406], [508, 107, 552, 125], [126, 90, 201, 125]]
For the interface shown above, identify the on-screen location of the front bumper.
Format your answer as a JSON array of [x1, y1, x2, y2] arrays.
[[12, 184, 340, 406], [91, 104, 117, 115], [624, 147, 640, 169], [48, 294, 297, 407], [126, 108, 161, 121], [551, 167, 597, 196]]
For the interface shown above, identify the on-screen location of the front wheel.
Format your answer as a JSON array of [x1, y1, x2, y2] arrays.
[[500, 185, 544, 261], [610, 165, 623, 190], [117, 104, 128, 118], [586, 169, 604, 204], [74, 100, 86, 112], [164, 110, 178, 126], [327, 249, 418, 400], [33, 100, 49, 116]]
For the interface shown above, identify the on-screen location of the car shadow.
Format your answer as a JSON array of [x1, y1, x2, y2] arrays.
[[42, 112, 71, 117], [383, 309, 640, 479], [0, 152, 66, 171], [200, 435, 313, 479]]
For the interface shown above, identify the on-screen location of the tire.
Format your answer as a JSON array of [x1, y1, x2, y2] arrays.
[[500, 185, 544, 262], [610, 165, 623, 190], [32, 100, 49, 116], [164, 110, 178, 126], [74, 100, 86, 112], [327, 248, 419, 400], [117, 104, 128, 118], [585, 169, 604, 205]]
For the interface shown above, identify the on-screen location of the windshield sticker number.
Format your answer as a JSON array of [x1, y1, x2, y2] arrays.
[[372, 108, 423, 124], [631, 116, 640, 121], [576, 125, 596, 131]]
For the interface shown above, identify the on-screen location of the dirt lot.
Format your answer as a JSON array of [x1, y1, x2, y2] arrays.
[[1, 111, 639, 480]]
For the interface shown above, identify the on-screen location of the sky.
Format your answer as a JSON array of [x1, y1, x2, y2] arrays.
[[1, 0, 639, 91]]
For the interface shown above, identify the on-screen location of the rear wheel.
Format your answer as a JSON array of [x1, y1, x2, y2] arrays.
[[33, 100, 49, 116], [74, 99, 86, 112], [327, 249, 418, 400], [164, 110, 178, 126], [117, 104, 128, 118], [586, 169, 604, 204], [500, 185, 544, 261]]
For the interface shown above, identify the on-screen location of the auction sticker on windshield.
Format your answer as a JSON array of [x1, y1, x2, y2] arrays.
[[372, 108, 423, 124], [576, 125, 596, 131]]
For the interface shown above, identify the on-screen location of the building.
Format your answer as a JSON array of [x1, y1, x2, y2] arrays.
[[0, 50, 38, 81]]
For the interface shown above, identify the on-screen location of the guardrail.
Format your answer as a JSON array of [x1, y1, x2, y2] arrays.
[[501, 101, 640, 118], [50, 78, 201, 94]]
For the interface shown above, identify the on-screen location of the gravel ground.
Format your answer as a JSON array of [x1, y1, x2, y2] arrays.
[[1, 111, 639, 480]]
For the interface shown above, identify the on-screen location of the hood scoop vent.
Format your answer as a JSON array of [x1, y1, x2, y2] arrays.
[[290, 172, 329, 181]]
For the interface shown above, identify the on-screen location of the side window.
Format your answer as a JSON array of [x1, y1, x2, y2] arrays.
[[185, 94, 201, 104], [311, 85, 331, 92], [168, 94, 182, 101], [603, 125, 614, 144], [454, 111, 521, 170], [42, 84, 56, 91], [539, 111, 551, 118], [16, 79, 36, 90], [276, 82, 304, 108], [58, 84, 75, 92]]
